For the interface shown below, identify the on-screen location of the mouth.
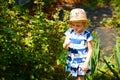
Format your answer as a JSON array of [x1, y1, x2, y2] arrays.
[[75, 29, 83, 33]]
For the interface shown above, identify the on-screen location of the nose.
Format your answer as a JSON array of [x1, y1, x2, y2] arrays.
[[73, 26, 78, 31]]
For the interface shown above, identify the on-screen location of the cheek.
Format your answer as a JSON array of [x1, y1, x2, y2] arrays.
[[78, 27, 83, 30], [80, 27, 84, 30], [73, 27, 80, 31]]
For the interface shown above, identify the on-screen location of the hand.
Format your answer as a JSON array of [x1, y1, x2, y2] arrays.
[[63, 37, 71, 50], [64, 40, 71, 50], [65, 38, 71, 46], [81, 63, 89, 72]]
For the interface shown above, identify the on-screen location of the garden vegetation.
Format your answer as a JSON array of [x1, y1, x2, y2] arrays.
[[0, 0, 120, 80]]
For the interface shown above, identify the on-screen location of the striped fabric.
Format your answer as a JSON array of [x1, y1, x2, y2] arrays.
[[65, 28, 92, 77]]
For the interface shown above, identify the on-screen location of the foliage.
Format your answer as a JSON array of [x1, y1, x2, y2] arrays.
[[112, 5, 120, 28], [86, 36, 120, 80], [110, 0, 120, 4], [85, 31, 100, 80], [42, 0, 55, 7], [99, 0, 120, 28], [90, 32, 100, 74], [114, 37, 120, 70], [0, 0, 69, 80], [102, 56, 120, 80], [87, 0, 110, 7]]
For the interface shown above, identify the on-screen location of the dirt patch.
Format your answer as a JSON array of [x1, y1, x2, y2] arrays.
[[94, 27, 116, 55]]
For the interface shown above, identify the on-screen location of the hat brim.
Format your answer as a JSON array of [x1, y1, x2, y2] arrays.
[[69, 19, 88, 23]]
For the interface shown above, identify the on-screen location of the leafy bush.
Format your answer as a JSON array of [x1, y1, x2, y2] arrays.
[[0, 0, 69, 80]]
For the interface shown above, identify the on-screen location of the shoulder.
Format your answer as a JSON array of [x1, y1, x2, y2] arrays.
[[66, 28, 74, 33], [83, 29, 93, 41], [83, 29, 91, 35], [64, 28, 74, 36]]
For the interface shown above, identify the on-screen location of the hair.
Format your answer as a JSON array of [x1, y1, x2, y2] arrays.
[[81, 21, 88, 28], [69, 20, 88, 29]]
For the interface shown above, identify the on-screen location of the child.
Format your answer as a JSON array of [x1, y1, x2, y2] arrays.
[[63, 8, 93, 80]]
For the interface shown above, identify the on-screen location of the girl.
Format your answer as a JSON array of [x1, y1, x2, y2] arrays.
[[63, 8, 93, 80]]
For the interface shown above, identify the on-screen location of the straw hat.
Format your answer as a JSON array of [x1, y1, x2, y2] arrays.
[[69, 8, 88, 23]]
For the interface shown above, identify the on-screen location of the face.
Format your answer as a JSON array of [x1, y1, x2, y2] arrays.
[[70, 22, 85, 33]]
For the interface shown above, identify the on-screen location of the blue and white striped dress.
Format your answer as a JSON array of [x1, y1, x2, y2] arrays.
[[65, 28, 93, 77]]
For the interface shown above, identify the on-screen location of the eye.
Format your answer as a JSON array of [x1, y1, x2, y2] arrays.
[[70, 24, 75, 26], [70, 23, 82, 27], [76, 24, 81, 27], [76, 25, 81, 27]]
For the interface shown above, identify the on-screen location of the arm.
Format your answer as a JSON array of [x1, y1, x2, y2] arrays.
[[63, 36, 71, 50], [82, 41, 93, 71], [85, 41, 93, 64]]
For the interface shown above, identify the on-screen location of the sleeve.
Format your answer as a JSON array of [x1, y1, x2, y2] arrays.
[[87, 32, 93, 41], [64, 28, 73, 37]]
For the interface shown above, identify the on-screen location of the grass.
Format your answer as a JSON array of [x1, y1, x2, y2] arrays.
[[85, 32, 120, 80]]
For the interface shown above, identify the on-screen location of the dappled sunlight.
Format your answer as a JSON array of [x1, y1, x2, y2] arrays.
[[0, 0, 120, 80]]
